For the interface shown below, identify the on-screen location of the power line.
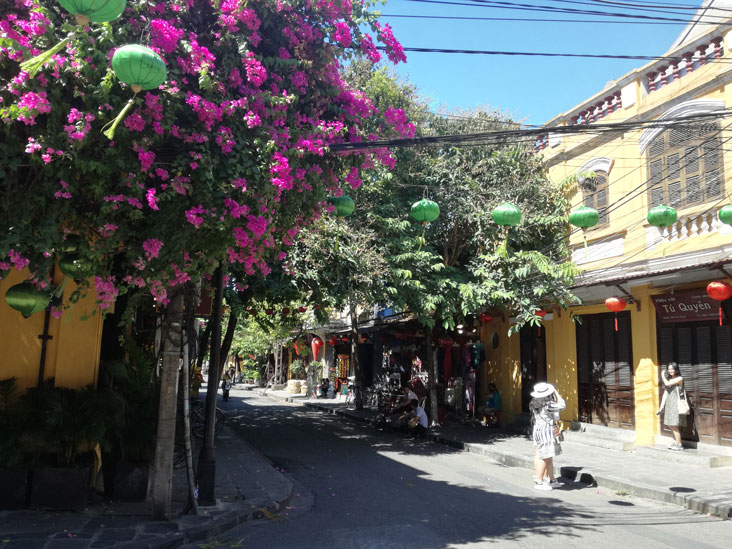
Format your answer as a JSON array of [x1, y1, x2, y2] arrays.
[[380, 12, 709, 23], [329, 108, 732, 151]]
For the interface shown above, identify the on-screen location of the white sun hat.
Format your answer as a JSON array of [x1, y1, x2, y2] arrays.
[[530, 382, 556, 398]]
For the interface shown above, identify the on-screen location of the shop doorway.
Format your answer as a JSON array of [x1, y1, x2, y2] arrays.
[[520, 324, 546, 412], [658, 322, 732, 446], [576, 312, 635, 429]]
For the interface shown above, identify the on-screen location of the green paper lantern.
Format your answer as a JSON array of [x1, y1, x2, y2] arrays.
[[492, 202, 522, 227], [719, 205, 732, 226], [57, 0, 127, 25], [647, 204, 678, 228], [569, 206, 599, 229], [58, 253, 86, 279], [410, 198, 440, 224], [112, 45, 167, 93], [5, 282, 50, 318], [327, 195, 355, 218]]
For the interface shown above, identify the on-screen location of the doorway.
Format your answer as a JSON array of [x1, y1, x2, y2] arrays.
[[520, 324, 546, 412], [576, 312, 635, 429]]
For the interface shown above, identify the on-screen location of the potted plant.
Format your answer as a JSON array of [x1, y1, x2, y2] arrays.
[[22, 383, 110, 509], [100, 352, 158, 502], [0, 378, 29, 509]]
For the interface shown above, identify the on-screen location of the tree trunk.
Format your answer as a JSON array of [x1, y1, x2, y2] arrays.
[[196, 318, 212, 372], [197, 266, 226, 506], [425, 325, 439, 426], [218, 311, 238, 372], [180, 318, 198, 515], [150, 288, 184, 520], [349, 301, 363, 410]]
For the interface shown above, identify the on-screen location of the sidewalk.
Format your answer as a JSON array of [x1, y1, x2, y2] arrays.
[[261, 387, 732, 518], [0, 425, 293, 549]]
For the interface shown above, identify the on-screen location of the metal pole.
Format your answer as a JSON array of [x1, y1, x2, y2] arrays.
[[197, 266, 225, 505]]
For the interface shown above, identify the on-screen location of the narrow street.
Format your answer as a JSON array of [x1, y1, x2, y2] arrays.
[[188, 390, 731, 548]]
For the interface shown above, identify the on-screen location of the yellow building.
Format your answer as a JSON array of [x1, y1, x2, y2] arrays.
[[0, 268, 105, 390], [483, 5, 732, 449]]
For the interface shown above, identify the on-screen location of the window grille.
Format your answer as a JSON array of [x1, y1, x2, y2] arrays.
[[646, 123, 725, 209]]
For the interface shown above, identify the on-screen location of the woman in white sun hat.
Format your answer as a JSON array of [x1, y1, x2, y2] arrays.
[[530, 382, 566, 490]]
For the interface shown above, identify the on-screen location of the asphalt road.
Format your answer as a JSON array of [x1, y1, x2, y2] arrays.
[[187, 389, 732, 549]]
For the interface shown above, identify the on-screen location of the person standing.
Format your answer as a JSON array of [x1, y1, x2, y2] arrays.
[[657, 363, 685, 451], [529, 382, 566, 491]]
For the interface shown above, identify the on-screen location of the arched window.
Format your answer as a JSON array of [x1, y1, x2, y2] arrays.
[[580, 171, 609, 226], [646, 122, 724, 209]]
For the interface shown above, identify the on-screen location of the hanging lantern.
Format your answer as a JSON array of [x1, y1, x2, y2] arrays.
[[410, 198, 440, 224], [706, 281, 732, 326], [647, 204, 678, 228], [20, 0, 127, 78], [293, 338, 305, 356], [298, 306, 307, 313], [311, 337, 324, 360], [719, 204, 732, 226], [478, 313, 493, 324], [5, 282, 50, 318], [282, 307, 290, 316], [58, 253, 86, 280], [103, 45, 167, 139], [604, 297, 627, 331], [535, 308, 547, 336], [327, 195, 355, 218], [328, 336, 337, 346], [410, 198, 440, 251], [569, 206, 599, 258], [647, 204, 677, 257], [341, 335, 349, 343], [492, 203, 522, 227], [265, 308, 274, 316]]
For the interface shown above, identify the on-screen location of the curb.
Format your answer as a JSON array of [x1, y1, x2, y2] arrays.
[[267, 394, 732, 518]]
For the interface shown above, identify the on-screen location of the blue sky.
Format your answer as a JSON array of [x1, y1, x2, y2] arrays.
[[378, 0, 693, 124]]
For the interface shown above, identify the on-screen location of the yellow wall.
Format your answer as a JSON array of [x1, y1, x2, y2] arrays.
[[0, 268, 104, 389]]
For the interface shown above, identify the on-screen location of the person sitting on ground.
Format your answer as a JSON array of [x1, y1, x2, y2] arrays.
[[407, 399, 429, 437], [477, 383, 501, 424], [394, 384, 418, 412]]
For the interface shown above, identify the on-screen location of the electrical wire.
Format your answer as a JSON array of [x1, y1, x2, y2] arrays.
[[380, 12, 711, 23]]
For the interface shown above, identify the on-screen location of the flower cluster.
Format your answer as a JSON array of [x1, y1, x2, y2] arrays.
[[0, 0, 412, 315]]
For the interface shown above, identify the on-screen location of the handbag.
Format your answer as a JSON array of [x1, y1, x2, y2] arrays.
[[676, 386, 690, 415]]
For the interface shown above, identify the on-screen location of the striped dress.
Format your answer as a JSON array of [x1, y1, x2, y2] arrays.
[[532, 396, 566, 458]]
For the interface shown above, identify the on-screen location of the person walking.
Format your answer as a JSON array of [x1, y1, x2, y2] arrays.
[[657, 362, 686, 451], [530, 382, 566, 491]]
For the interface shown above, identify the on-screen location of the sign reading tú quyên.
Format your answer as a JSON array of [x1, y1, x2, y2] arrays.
[[651, 289, 722, 323]]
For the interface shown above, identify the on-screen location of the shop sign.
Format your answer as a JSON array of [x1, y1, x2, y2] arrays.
[[651, 290, 722, 323]]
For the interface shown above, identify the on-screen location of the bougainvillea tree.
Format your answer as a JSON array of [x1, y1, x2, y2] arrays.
[[0, 0, 410, 516], [0, 0, 409, 312]]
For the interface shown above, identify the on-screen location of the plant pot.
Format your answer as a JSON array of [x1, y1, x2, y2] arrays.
[[30, 466, 90, 509], [0, 468, 29, 509], [113, 461, 150, 501]]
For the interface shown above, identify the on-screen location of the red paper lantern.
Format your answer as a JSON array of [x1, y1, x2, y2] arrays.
[[328, 336, 337, 346], [298, 306, 307, 313], [479, 313, 493, 324], [311, 337, 324, 360], [706, 281, 732, 326], [341, 335, 349, 343], [605, 297, 627, 331], [282, 307, 290, 315], [265, 308, 274, 316]]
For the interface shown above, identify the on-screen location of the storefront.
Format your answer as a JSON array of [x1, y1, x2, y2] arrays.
[[653, 289, 732, 447]]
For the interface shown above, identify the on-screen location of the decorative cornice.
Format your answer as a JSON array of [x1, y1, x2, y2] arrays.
[[638, 99, 725, 154], [577, 157, 614, 175]]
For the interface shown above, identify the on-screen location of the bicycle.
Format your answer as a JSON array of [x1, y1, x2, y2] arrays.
[[174, 404, 225, 469]]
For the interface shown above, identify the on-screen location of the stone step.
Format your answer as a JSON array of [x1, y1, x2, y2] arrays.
[[634, 438, 732, 468], [561, 429, 636, 451]]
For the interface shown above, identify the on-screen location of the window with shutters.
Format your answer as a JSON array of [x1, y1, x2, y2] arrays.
[[646, 122, 724, 209], [580, 171, 609, 227]]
